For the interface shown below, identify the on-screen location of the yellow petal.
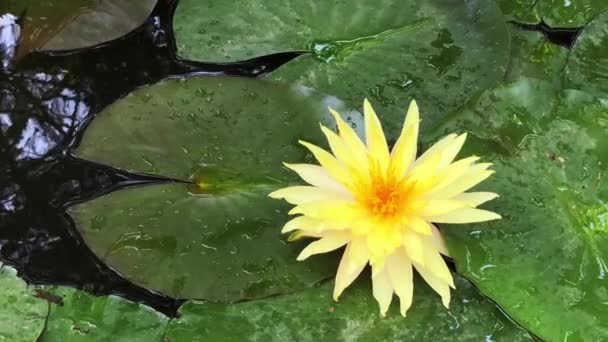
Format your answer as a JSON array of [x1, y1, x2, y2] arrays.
[[328, 107, 368, 159], [298, 140, 353, 188], [282, 216, 315, 234], [430, 224, 449, 256], [297, 231, 351, 260], [371, 265, 394, 316], [413, 133, 457, 167], [420, 241, 454, 288], [414, 263, 452, 308], [408, 148, 442, 184], [333, 243, 367, 301], [438, 133, 467, 168], [427, 208, 501, 224], [405, 216, 432, 235], [402, 230, 424, 267], [320, 125, 367, 172], [281, 215, 341, 234], [424, 156, 480, 197], [287, 229, 323, 241], [346, 237, 370, 273], [288, 200, 361, 223], [367, 223, 401, 270], [386, 248, 414, 317], [428, 164, 494, 199], [417, 199, 469, 218], [390, 100, 419, 177], [363, 99, 390, 171], [454, 192, 499, 206], [269, 186, 349, 205], [283, 163, 349, 194]]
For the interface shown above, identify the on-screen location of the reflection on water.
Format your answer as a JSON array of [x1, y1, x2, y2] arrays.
[[0, 13, 19, 71], [2, 70, 90, 160], [0, 0, 308, 316], [0, 0, 303, 315]]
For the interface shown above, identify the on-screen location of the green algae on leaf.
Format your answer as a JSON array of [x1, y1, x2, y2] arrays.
[[39, 287, 168, 342], [0, 264, 48, 342], [71, 77, 360, 300], [164, 274, 532, 342], [565, 9, 608, 98], [173, 0, 510, 140], [426, 78, 608, 341]]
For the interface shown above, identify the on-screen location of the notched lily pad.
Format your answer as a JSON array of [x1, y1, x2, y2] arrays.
[[71, 77, 361, 300], [428, 78, 608, 341], [174, 0, 510, 140], [164, 274, 532, 342]]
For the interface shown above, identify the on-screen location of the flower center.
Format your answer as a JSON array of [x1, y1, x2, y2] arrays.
[[368, 184, 403, 217], [360, 171, 414, 221]]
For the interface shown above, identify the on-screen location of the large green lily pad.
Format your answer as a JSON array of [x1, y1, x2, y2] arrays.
[[165, 274, 532, 341], [39, 287, 168, 341], [1, 0, 156, 59], [426, 78, 608, 341], [0, 264, 48, 342], [174, 0, 510, 139], [495, 0, 607, 27], [71, 77, 360, 300], [564, 9, 608, 98]]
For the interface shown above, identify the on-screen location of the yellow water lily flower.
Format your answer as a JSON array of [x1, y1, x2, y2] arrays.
[[269, 99, 500, 316]]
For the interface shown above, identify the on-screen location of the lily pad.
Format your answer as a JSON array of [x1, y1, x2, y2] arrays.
[[39, 287, 168, 341], [428, 78, 608, 341], [174, 0, 510, 139], [71, 77, 360, 300], [564, 9, 608, 98], [1, 0, 156, 59], [164, 274, 532, 341], [0, 264, 48, 342], [505, 26, 569, 84]]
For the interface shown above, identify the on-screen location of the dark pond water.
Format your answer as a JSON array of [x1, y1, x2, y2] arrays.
[[0, 0, 580, 316]]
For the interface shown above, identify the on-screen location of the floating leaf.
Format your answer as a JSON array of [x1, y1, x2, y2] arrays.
[[1, 0, 156, 59], [564, 9, 608, 98], [174, 0, 510, 139], [39, 287, 168, 341], [71, 77, 360, 300], [428, 78, 608, 341], [165, 274, 532, 341], [0, 264, 48, 342]]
